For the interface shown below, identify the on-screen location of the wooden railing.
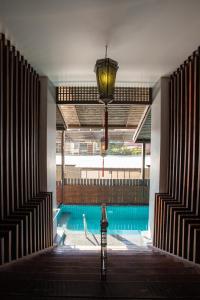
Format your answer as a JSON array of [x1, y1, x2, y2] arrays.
[[63, 178, 150, 187]]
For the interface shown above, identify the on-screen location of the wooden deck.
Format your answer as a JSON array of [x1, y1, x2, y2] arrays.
[[0, 245, 200, 299]]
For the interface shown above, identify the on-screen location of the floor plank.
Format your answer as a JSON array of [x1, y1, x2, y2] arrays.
[[0, 246, 200, 299]]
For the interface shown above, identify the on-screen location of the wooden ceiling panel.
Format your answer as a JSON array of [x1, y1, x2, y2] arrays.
[[75, 105, 104, 126], [74, 104, 141, 127], [127, 105, 146, 127], [57, 103, 149, 143], [58, 104, 80, 127]]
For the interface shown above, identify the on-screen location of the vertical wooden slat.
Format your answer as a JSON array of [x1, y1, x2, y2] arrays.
[[197, 48, 200, 217], [171, 67, 183, 254], [35, 77, 40, 194], [168, 76, 173, 195], [0, 34, 4, 220], [9, 45, 15, 213], [182, 61, 189, 208], [171, 74, 177, 199], [174, 70, 180, 201], [32, 72, 37, 196], [26, 63, 30, 201], [186, 57, 194, 209], [166, 74, 177, 252], [191, 53, 198, 213], [177, 65, 185, 203], [30, 68, 34, 197], [23, 61, 28, 203], [3, 40, 10, 217], [19, 55, 25, 207], [13, 49, 19, 210]]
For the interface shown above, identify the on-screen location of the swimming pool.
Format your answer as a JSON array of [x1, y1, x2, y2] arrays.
[[57, 205, 149, 234]]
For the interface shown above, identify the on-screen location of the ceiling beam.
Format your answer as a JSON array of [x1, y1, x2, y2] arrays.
[[67, 124, 137, 129], [56, 105, 67, 130], [132, 106, 151, 143], [136, 138, 151, 143], [57, 100, 152, 105]]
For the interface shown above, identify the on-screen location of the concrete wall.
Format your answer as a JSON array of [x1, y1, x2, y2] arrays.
[[149, 77, 169, 237], [39, 77, 57, 239]]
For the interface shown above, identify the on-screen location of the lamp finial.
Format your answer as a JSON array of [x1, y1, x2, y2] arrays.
[[105, 45, 108, 58]]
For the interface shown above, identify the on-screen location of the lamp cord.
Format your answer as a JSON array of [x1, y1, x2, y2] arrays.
[[105, 45, 108, 59]]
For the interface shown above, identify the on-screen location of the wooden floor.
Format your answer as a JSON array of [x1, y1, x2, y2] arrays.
[[0, 245, 200, 299]]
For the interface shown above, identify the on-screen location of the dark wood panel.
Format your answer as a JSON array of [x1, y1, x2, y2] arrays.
[[0, 34, 53, 265], [153, 48, 200, 264], [0, 35, 4, 220]]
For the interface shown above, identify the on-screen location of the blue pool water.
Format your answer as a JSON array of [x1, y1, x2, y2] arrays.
[[57, 205, 149, 234]]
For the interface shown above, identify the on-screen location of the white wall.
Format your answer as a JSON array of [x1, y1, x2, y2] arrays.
[[149, 85, 161, 236], [39, 77, 57, 239], [47, 84, 57, 238], [149, 77, 169, 237]]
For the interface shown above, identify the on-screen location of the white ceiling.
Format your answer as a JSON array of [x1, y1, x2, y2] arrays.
[[0, 0, 200, 84]]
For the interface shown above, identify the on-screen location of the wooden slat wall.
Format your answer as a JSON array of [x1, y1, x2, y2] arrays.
[[153, 48, 200, 264], [56, 180, 149, 205], [0, 34, 53, 265]]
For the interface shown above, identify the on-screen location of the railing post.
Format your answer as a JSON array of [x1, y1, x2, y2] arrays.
[[101, 204, 108, 281]]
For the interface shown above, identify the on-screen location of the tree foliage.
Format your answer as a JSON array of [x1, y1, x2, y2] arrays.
[[108, 143, 142, 155]]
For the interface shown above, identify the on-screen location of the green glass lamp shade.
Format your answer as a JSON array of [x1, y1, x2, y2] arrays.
[[95, 58, 118, 103]]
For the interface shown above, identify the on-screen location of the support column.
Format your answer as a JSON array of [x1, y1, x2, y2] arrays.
[[149, 77, 170, 238], [141, 143, 146, 180], [39, 76, 57, 239], [61, 130, 65, 203]]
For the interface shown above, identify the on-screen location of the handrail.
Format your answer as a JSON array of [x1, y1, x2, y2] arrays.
[[53, 208, 60, 222], [100, 204, 108, 281], [82, 214, 88, 237]]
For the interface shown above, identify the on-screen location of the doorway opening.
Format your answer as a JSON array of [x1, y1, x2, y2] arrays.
[[55, 129, 151, 249]]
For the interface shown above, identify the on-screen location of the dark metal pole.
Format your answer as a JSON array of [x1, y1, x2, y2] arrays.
[[141, 143, 146, 180], [61, 130, 65, 203], [105, 105, 108, 150]]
